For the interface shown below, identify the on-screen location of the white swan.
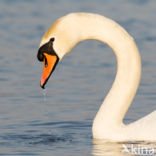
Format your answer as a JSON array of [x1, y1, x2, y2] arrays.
[[37, 13, 156, 141]]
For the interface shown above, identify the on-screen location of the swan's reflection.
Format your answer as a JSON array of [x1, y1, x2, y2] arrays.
[[92, 139, 125, 156], [92, 139, 156, 156]]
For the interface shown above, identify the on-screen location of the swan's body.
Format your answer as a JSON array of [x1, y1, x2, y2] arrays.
[[37, 13, 156, 141]]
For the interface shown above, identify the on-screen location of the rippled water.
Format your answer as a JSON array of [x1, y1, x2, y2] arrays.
[[0, 0, 156, 155]]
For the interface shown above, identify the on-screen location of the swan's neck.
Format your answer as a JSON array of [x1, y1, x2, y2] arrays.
[[42, 13, 141, 137]]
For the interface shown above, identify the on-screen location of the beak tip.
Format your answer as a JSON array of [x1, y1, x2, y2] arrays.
[[40, 82, 45, 89]]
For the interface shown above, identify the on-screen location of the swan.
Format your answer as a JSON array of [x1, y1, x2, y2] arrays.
[[37, 13, 156, 141]]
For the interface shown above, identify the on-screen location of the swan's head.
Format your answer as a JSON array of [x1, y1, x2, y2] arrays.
[[37, 37, 60, 89], [37, 13, 82, 89]]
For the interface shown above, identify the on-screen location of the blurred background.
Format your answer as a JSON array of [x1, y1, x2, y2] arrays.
[[0, 0, 156, 155]]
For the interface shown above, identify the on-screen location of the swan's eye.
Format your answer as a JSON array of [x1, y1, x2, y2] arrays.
[[44, 57, 48, 67], [37, 53, 44, 62]]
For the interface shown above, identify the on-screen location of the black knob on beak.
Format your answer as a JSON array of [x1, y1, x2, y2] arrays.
[[37, 37, 57, 62]]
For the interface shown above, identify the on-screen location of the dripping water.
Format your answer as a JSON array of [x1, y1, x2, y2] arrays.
[[42, 88, 47, 103]]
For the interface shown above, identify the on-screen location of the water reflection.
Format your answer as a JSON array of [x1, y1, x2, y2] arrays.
[[92, 139, 156, 156], [92, 139, 125, 156]]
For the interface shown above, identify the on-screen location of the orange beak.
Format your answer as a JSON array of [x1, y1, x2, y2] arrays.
[[40, 53, 58, 89]]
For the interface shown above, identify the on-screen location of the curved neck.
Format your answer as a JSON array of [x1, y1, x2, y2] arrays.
[[43, 13, 141, 126]]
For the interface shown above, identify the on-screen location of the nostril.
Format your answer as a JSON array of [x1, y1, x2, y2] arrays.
[[44, 57, 48, 67]]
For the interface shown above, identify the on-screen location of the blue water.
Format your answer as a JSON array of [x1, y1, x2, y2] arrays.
[[0, 0, 156, 155]]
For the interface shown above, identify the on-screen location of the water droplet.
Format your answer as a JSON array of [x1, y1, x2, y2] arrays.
[[42, 89, 47, 103]]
